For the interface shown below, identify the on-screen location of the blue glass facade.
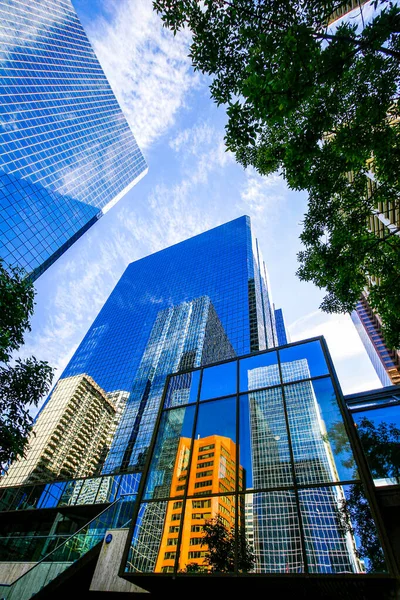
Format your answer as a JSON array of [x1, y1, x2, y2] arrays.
[[6, 216, 276, 488], [0, 0, 147, 279], [346, 386, 400, 487], [274, 307, 289, 346]]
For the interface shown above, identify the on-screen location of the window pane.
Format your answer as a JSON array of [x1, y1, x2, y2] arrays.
[[191, 398, 237, 494], [126, 500, 170, 573], [352, 408, 400, 487], [298, 484, 387, 574], [144, 406, 195, 500], [240, 391, 292, 491], [37, 481, 67, 509], [285, 378, 358, 485], [239, 351, 280, 391], [279, 340, 329, 383], [249, 491, 304, 573], [177, 495, 237, 574], [164, 370, 200, 408], [200, 361, 236, 400]]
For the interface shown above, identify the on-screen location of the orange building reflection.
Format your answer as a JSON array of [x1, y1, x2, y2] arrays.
[[155, 435, 243, 573]]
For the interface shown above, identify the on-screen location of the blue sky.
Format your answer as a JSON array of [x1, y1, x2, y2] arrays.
[[21, 0, 384, 406]]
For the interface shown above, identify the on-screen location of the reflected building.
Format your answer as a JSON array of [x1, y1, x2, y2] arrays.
[[247, 360, 359, 573], [0, 0, 147, 280], [104, 296, 236, 475], [127, 434, 241, 574], [1, 375, 116, 487]]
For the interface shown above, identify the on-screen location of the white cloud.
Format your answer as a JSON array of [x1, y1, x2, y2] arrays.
[[86, 0, 199, 149]]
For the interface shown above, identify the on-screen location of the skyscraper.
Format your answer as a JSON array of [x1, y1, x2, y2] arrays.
[[15, 215, 277, 487], [0, 0, 147, 280]]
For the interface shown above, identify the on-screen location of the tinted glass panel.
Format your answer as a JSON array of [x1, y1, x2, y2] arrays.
[[239, 391, 292, 491], [126, 500, 170, 573], [191, 398, 237, 493], [285, 378, 358, 485], [250, 491, 304, 573], [352, 408, 400, 486], [177, 495, 237, 574], [298, 484, 387, 574], [144, 406, 195, 500], [164, 371, 200, 408], [279, 340, 328, 382], [239, 351, 280, 391], [200, 361, 236, 400]]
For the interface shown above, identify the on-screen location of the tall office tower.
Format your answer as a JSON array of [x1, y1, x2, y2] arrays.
[[351, 293, 400, 386], [24, 216, 276, 486], [0, 0, 147, 280], [274, 307, 289, 346], [1, 374, 116, 487]]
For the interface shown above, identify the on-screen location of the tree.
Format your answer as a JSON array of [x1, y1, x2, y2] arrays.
[[0, 261, 54, 473], [153, 0, 400, 347]]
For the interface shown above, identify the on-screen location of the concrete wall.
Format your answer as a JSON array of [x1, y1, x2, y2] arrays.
[[0, 562, 37, 585], [0, 562, 70, 600], [90, 529, 149, 594]]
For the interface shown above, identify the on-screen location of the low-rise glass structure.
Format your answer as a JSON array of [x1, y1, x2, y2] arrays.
[[123, 337, 397, 592]]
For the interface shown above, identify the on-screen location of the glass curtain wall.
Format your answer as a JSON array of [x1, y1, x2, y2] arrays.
[[125, 338, 390, 577]]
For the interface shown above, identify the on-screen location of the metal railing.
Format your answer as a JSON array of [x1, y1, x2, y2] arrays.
[[0, 493, 135, 600]]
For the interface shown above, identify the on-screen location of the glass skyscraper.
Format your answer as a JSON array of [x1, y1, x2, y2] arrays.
[[3, 215, 276, 488], [0, 0, 147, 280]]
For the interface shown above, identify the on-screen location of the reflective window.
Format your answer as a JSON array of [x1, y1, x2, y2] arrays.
[[127, 500, 170, 573], [285, 378, 357, 484], [191, 398, 237, 491], [239, 391, 292, 491], [250, 491, 304, 573], [239, 351, 280, 391], [352, 408, 400, 486], [164, 371, 200, 408], [279, 340, 329, 382], [178, 495, 237, 574], [299, 484, 387, 574], [200, 361, 236, 400], [144, 406, 195, 500]]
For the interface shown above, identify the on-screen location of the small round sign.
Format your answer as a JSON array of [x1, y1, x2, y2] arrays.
[[105, 533, 113, 544]]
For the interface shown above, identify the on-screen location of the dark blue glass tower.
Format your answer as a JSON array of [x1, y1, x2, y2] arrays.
[[274, 307, 289, 346], [0, 0, 147, 280], [4, 216, 276, 488]]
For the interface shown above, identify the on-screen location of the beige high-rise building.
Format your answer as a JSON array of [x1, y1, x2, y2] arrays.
[[0, 374, 116, 487]]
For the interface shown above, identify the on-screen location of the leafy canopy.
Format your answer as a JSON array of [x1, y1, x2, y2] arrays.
[[154, 0, 400, 347], [0, 262, 54, 473]]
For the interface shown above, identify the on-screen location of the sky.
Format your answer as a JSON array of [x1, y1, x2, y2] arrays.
[[20, 0, 385, 409]]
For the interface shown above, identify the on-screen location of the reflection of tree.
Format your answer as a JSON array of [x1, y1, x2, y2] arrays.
[[327, 415, 400, 571], [202, 516, 254, 573], [356, 418, 400, 483], [181, 516, 254, 573], [328, 417, 400, 482], [337, 487, 386, 573]]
